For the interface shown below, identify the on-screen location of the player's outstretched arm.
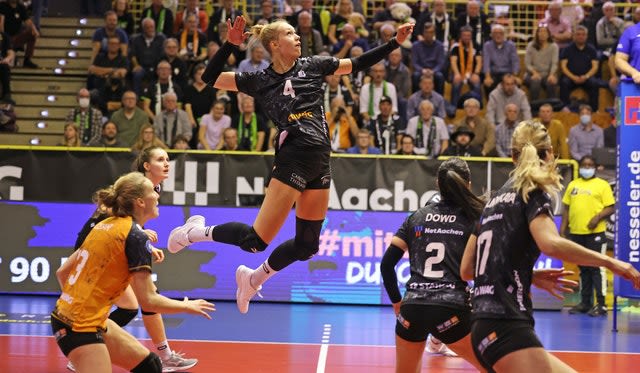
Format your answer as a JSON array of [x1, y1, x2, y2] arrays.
[[202, 16, 250, 91], [334, 23, 414, 76], [130, 271, 216, 318]]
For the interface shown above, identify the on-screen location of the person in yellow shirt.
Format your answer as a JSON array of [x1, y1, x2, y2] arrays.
[[561, 155, 615, 316], [52, 172, 214, 373]]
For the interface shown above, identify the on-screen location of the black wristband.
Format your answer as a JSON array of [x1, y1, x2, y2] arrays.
[[381, 243, 404, 303], [350, 37, 400, 73], [201, 41, 237, 85]]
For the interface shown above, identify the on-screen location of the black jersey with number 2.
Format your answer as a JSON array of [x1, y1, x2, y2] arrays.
[[235, 55, 340, 149], [395, 201, 474, 310], [472, 179, 554, 323]]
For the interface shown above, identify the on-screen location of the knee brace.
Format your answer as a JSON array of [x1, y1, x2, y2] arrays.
[[293, 217, 324, 261], [131, 352, 162, 373], [108, 307, 138, 327], [213, 223, 268, 253]]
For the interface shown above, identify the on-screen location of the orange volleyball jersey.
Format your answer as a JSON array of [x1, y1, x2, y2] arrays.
[[53, 216, 153, 332]]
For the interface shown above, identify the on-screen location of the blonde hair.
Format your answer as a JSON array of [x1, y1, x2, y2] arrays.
[[61, 122, 80, 147], [131, 124, 168, 152], [93, 172, 151, 218], [510, 120, 562, 202], [251, 20, 289, 54]]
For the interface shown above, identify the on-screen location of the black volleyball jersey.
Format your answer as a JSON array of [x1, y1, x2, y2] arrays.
[[471, 179, 554, 322], [235, 55, 340, 149], [395, 201, 473, 309]]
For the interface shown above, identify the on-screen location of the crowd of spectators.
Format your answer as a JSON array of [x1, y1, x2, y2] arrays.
[[23, 0, 637, 161]]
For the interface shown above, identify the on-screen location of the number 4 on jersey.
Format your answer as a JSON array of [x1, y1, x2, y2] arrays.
[[283, 79, 296, 98]]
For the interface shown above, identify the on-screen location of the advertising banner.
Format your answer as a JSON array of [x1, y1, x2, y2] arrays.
[[614, 81, 640, 299], [0, 201, 563, 308]]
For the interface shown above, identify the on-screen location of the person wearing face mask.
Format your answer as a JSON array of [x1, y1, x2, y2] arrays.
[[561, 155, 615, 317], [65, 88, 104, 146], [568, 104, 604, 161]]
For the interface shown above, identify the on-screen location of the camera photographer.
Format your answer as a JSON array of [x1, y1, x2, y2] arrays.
[[327, 96, 359, 153]]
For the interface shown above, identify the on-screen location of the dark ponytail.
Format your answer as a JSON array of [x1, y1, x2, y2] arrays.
[[437, 158, 485, 221], [132, 145, 164, 174]]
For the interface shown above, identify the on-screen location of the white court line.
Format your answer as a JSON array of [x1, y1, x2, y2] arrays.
[[316, 323, 331, 373]]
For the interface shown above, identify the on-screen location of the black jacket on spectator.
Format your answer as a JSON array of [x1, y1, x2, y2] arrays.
[[140, 5, 174, 38], [130, 32, 166, 70]]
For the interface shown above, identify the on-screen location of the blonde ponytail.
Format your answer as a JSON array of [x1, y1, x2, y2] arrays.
[[510, 120, 562, 202], [251, 20, 289, 54]]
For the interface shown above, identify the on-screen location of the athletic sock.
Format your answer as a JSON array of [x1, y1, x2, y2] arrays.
[[251, 260, 278, 288], [187, 225, 215, 242], [155, 340, 172, 360]]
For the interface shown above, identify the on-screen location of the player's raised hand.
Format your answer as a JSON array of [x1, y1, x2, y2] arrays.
[[227, 16, 250, 46], [395, 23, 415, 45]]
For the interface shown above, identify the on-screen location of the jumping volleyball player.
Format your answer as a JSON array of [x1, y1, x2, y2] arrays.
[[166, 16, 414, 313]]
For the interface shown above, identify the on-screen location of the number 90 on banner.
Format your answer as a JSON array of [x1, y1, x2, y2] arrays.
[[7, 256, 55, 283]]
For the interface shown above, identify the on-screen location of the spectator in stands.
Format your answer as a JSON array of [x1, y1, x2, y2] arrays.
[[237, 44, 269, 73], [143, 60, 183, 119], [130, 18, 166, 97], [184, 63, 216, 149], [371, 0, 396, 32], [455, 97, 496, 156], [418, 0, 452, 52], [369, 95, 404, 155], [113, 0, 134, 36], [442, 125, 482, 157], [290, 0, 324, 41], [66, 88, 103, 146], [405, 100, 449, 157], [624, 6, 640, 29], [140, 0, 174, 38], [208, 0, 242, 43], [348, 12, 369, 39], [177, 14, 208, 73], [524, 25, 559, 101], [91, 10, 128, 65], [347, 46, 366, 100], [538, 103, 570, 159], [233, 96, 268, 152], [486, 74, 532, 126], [88, 121, 124, 147], [346, 128, 381, 155], [255, 0, 278, 25], [30, 0, 47, 30], [0, 30, 15, 104], [297, 11, 324, 58], [174, 0, 208, 35], [449, 25, 483, 109], [58, 122, 81, 147], [153, 91, 191, 146], [542, 0, 573, 49], [396, 134, 417, 155], [171, 134, 191, 150], [494, 103, 519, 157], [199, 100, 230, 150], [131, 123, 168, 152], [323, 74, 354, 115], [332, 23, 369, 59], [569, 104, 604, 160], [493, 8, 529, 43], [161, 38, 189, 89], [411, 23, 446, 94], [615, 4, 640, 84], [454, 0, 490, 47], [560, 26, 600, 112], [328, 0, 353, 46], [0, 0, 38, 68], [483, 24, 520, 95], [373, 23, 410, 67], [88, 35, 128, 115], [596, 1, 624, 57], [219, 127, 239, 151], [360, 62, 398, 124], [326, 96, 358, 152], [112, 91, 149, 147], [406, 74, 446, 121], [386, 47, 411, 124]]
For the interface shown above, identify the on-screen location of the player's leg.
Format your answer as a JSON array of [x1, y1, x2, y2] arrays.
[[493, 347, 576, 373], [103, 319, 162, 372], [445, 334, 487, 372], [68, 344, 111, 373], [395, 336, 425, 373]]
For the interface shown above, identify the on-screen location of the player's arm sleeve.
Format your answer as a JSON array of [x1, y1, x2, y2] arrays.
[[201, 41, 237, 85], [125, 225, 153, 273], [526, 190, 554, 224], [350, 37, 400, 73], [381, 243, 405, 303]]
